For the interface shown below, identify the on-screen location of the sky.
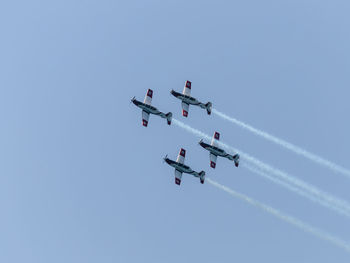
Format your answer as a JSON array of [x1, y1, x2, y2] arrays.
[[1, 0, 350, 262]]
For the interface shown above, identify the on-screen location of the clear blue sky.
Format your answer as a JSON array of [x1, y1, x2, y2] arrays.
[[1, 0, 350, 262]]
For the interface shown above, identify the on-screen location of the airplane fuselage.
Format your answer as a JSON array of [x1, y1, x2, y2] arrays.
[[132, 99, 163, 116], [165, 158, 200, 176], [199, 141, 231, 158], [170, 90, 204, 107]]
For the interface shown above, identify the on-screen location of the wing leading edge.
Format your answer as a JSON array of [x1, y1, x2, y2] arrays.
[[142, 110, 149, 127], [176, 148, 186, 164], [144, 89, 153, 105], [181, 102, 189, 117], [175, 169, 182, 185], [211, 131, 220, 147], [210, 153, 217, 168], [182, 80, 191, 96]]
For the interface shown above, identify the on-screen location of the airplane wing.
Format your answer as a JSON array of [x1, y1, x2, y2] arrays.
[[176, 148, 186, 164], [210, 153, 217, 168], [142, 110, 149, 127], [181, 101, 189, 117], [182, 80, 191, 96], [143, 89, 153, 105], [211, 131, 220, 147], [175, 169, 182, 185]]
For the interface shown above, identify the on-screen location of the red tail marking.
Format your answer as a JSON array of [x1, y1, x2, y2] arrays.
[[182, 110, 188, 117], [175, 178, 181, 185], [185, 80, 191, 89], [214, 132, 220, 140], [210, 161, 216, 168], [147, 89, 153, 98], [142, 120, 148, 127]]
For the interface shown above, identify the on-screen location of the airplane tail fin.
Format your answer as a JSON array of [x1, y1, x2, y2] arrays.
[[165, 112, 172, 125], [205, 102, 212, 115], [199, 171, 206, 184], [233, 154, 240, 167]]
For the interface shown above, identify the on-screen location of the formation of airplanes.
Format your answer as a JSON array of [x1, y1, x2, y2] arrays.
[[132, 80, 240, 185]]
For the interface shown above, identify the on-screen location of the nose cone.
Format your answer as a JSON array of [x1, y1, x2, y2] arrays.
[[165, 158, 171, 165]]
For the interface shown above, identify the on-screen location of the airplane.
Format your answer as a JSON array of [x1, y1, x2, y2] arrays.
[[199, 131, 240, 168], [131, 89, 172, 127], [164, 148, 206, 185], [171, 80, 212, 117]]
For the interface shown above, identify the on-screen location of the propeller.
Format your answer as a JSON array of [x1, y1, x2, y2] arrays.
[[163, 154, 168, 163]]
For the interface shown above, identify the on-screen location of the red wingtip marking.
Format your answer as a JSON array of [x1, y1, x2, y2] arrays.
[[210, 161, 216, 168], [142, 120, 148, 127], [185, 80, 191, 89], [182, 110, 188, 117], [147, 89, 153, 98], [180, 148, 186, 157]]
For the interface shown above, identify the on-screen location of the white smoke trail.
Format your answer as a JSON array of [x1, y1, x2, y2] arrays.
[[212, 109, 350, 178], [172, 119, 350, 215], [225, 145, 350, 215], [243, 163, 350, 218], [206, 178, 350, 253]]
